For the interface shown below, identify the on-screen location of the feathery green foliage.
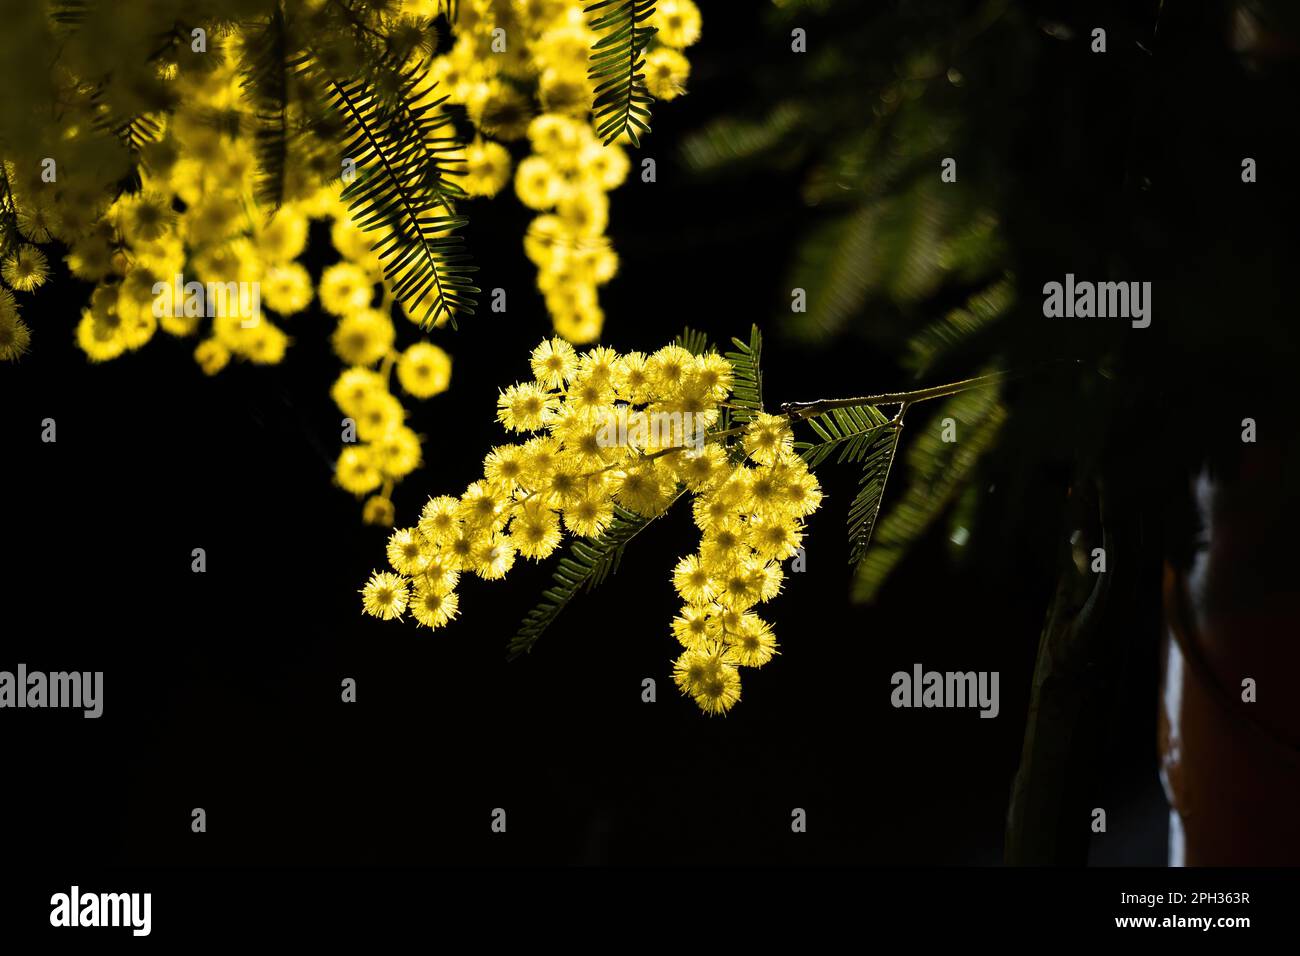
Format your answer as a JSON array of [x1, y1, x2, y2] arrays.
[[905, 275, 1014, 375], [241, 5, 291, 213], [585, 0, 657, 147], [846, 424, 903, 566], [723, 325, 764, 425], [509, 500, 679, 660], [795, 404, 894, 468], [852, 384, 1006, 602], [299, 51, 479, 328], [673, 325, 710, 357]]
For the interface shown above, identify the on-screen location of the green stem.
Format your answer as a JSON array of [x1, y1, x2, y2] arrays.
[[780, 370, 1011, 422]]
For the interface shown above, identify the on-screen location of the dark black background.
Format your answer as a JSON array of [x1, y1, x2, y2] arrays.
[[17, 0, 1295, 868]]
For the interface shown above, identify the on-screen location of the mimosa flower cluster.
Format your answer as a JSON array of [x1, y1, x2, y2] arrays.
[[361, 335, 822, 715], [0, 0, 701, 519], [431, 0, 702, 342]]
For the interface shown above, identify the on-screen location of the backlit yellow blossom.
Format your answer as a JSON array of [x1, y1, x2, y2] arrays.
[[360, 570, 409, 621], [357, 333, 818, 716]]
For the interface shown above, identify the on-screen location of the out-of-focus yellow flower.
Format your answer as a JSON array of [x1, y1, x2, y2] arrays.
[[645, 47, 690, 100], [653, 0, 702, 48], [397, 342, 452, 398]]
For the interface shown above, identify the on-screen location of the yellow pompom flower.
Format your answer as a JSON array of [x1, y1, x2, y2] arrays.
[[743, 412, 795, 465], [756, 561, 784, 602], [331, 309, 395, 366], [672, 643, 741, 716], [715, 560, 763, 612], [374, 425, 423, 478], [320, 262, 375, 316], [611, 460, 677, 516], [2, 244, 50, 292], [483, 444, 527, 492], [562, 488, 615, 538], [510, 499, 562, 560], [530, 336, 579, 388], [116, 191, 176, 244], [783, 466, 824, 518], [609, 351, 649, 402], [75, 309, 127, 362], [242, 322, 289, 365], [578, 139, 630, 191], [0, 306, 32, 362], [748, 514, 804, 562], [331, 367, 387, 416], [361, 570, 410, 620], [515, 155, 560, 210], [458, 479, 509, 530], [254, 206, 309, 263], [673, 443, 728, 492], [470, 533, 517, 580], [17, 197, 62, 243], [671, 605, 711, 650], [497, 381, 559, 432], [330, 216, 383, 274], [653, 0, 702, 48], [700, 517, 745, 567], [66, 234, 115, 281], [337, 446, 383, 495], [527, 113, 583, 155], [686, 352, 734, 403], [723, 613, 778, 668], [672, 553, 716, 605], [463, 138, 512, 197], [396, 342, 452, 398], [411, 584, 459, 629], [645, 344, 694, 394], [362, 495, 397, 526], [418, 495, 461, 545], [355, 391, 404, 442], [419, 552, 462, 595], [387, 527, 429, 575], [563, 371, 616, 412], [261, 263, 314, 315]]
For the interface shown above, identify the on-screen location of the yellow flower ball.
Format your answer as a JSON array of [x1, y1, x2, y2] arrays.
[[645, 47, 690, 100], [397, 342, 452, 398], [194, 338, 231, 376], [337, 445, 383, 495], [463, 139, 512, 198], [320, 262, 376, 316], [331, 309, 395, 366], [653, 0, 702, 48]]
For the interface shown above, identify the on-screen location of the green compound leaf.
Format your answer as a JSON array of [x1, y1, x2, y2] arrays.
[[852, 384, 1006, 602], [585, 0, 657, 147], [724, 324, 764, 425], [509, 498, 680, 660], [299, 49, 478, 329]]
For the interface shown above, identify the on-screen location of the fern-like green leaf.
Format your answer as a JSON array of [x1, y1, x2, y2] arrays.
[[905, 276, 1014, 375], [795, 404, 893, 468], [846, 424, 902, 565], [724, 324, 764, 425], [509, 500, 679, 660], [585, 0, 657, 147], [299, 50, 478, 328], [852, 384, 1006, 602], [674, 325, 710, 356], [241, 4, 291, 214], [679, 101, 805, 174]]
